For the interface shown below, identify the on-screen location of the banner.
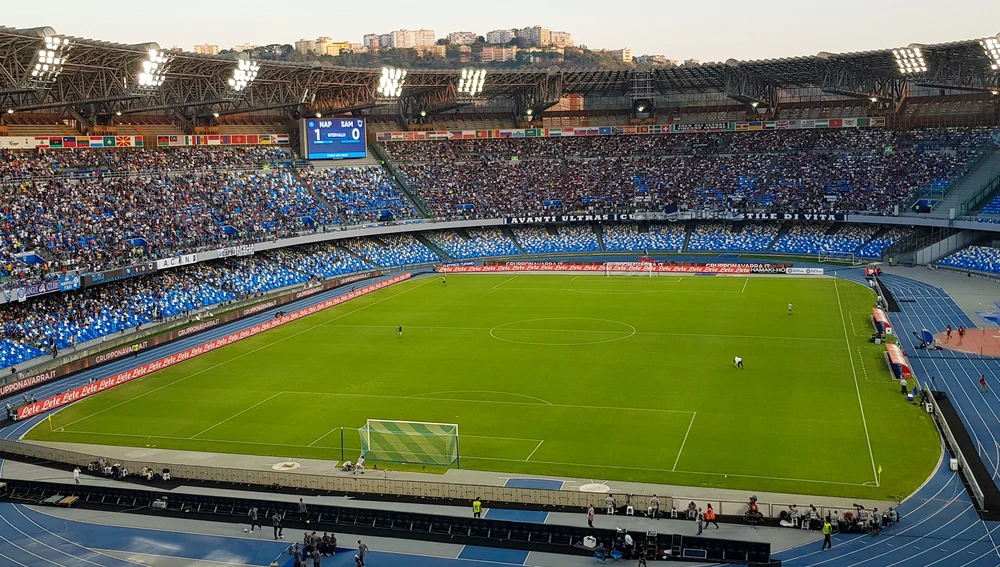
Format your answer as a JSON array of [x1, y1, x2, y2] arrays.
[[375, 115, 879, 143], [742, 212, 847, 222], [156, 254, 198, 270], [82, 262, 157, 287], [438, 262, 791, 275], [0, 133, 288, 150], [0, 269, 384, 403], [15, 272, 409, 419], [504, 213, 634, 225], [785, 267, 826, 275], [217, 244, 255, 259]]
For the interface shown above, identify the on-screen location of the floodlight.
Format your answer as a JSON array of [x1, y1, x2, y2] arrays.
[[893, 47, 927, 75], [315, 112, 322, 118], [115, 110, 122, 116], [137, 49, 171, 89], [870, 96, 878, 102], [228, 58, 260, 92], [526, 108, 533, 115], [27, 36, 70, 85], [982, 37, 1000, 71], [377, 66, 407, 98], [6, 109, 13, 114], [419, 110, 427, 117], [212, 112, 220, 118], [750, 101, 759, 108], [457, 68, 487, 96]]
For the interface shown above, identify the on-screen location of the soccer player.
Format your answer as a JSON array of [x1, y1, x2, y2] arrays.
[[788, 302, 794, 316], [397, 325, 402, 339], [734, 356, 743, 369], [441, 275, 447, 286]]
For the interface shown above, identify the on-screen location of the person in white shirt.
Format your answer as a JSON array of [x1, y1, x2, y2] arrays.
[[788, 302, 794, 315], [605, 495, 616, 515], [356, 456, 365, 474], [734, 356, 743, 369], [73, 467, 81, 484]]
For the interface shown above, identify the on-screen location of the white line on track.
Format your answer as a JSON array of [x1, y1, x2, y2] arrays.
[[56, 277, 436, 431], [835, 278, 880, 485], [525, 440, 544, 462], [190, 392, 284, 439], [672, 412, 697, 471]]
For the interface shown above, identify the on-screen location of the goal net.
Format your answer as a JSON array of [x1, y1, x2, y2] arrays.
[[359, 419, 459, 465], [818, 252, 862, 266]]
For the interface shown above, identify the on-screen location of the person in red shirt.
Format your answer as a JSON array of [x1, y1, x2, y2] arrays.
[[946, 325, 952, 339], [981, 375, 988, 393]]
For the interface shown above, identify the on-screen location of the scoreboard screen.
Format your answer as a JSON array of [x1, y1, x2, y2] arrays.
[[301, 118, 367, 160]]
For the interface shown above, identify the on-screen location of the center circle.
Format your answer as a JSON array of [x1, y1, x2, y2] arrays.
[[489, 317, 636, 346]]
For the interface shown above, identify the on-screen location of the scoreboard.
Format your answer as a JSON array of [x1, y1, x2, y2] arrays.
[[300, 118, 367, 160]]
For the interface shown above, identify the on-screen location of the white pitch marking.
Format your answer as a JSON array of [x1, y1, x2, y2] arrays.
[[672, 412, 697, 471], [190, 392, 284, 439], [491, 275, 518, 289], [525, 440, 544, 462]]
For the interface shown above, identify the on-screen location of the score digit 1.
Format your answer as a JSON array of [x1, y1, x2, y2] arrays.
[[315, 129, 321, 141]]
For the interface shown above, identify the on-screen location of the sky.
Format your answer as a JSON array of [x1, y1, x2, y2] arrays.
[[4, 0, 999, 62]]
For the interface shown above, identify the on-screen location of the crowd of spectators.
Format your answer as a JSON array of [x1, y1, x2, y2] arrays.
[[386, 128, 988, 220], [300, 167, 417, 225]]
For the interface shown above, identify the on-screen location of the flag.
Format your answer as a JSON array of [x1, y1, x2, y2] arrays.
[[878, 464, 883, 474], [48, 414, 52, 427]]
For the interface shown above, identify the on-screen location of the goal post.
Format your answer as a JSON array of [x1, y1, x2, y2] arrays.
[[359, 419, 460, 466], [818, 252, 862, 266]]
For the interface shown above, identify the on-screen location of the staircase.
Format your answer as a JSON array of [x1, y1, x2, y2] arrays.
[[594, 223, 607, 252], [765, 223, 793, 252], [290, 168, 338, 219], [922, 149, 1000, 217], [681, 223, 694, 252]]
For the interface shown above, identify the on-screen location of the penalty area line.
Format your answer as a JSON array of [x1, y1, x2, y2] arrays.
[[525, 440, 544, 462], [491, 275, 518, 290], [672, 412, 696, 471]]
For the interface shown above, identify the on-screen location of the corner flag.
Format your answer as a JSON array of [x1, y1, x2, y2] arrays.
[[878, 464, 883, 474], [47, 414, 52, 430]]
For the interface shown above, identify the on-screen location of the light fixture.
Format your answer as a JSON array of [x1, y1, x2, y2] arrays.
[[228, 58, 260, 92], [212, 112, 220, 118], [870, 96, 879, 102], [893, 46, 927, 75], [419, 110, 427, 117], [6, 109, 13, 114], [750, 101, 759, 108], [457, 68, 487, 96], [526, 108, 533, 115], [982, 37, 1000, 71], [377, 66, 407, 98], [993, 90, 999, 96], [137, 49, 171, 88], [637, 105, 645, 112], [27, 36, 70, 85], [315, 112, 322, 118], [115, 110, 122, 116]]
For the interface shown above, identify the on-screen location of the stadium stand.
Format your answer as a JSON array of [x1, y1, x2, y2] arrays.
[[770, 224, 870, 256], [857, 227, 914, 259], [512, 225, 601, 254], [936, 245, 1000, 274], [385, 128, 986, 219], [686, 223, 781, 252], [425, 228, 521, 259], [601, 223, 685, 252], [300, 167, 417, 224], [343, 234, 439, 267]]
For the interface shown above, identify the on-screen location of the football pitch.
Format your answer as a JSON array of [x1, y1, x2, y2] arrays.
[[28, 273, 940, 499]]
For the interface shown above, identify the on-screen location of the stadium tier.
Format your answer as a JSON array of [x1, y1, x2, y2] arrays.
[[425, 228, 522, 259], [686, 222, 781, 252], [936, 245, 1000, 274], [300, 167, 417, 224], [512, 225, 601, 254], [601, 223, 685, 252]]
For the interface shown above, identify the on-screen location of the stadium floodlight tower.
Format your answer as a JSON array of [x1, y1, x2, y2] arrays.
[[893, 45, 927, 75], [228, 56, 260, 92], [136, 48, 172, 90], [377, 66, 407, 101], [457, 68, 487, 98], [981, 37, 1000, 71], [26, 35, 71, 88]]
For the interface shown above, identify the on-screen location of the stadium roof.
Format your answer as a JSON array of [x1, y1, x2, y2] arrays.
[[0, 25, 998, 119]]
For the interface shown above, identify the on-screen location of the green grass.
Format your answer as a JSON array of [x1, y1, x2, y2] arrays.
[[28, 273, 940, 500]]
